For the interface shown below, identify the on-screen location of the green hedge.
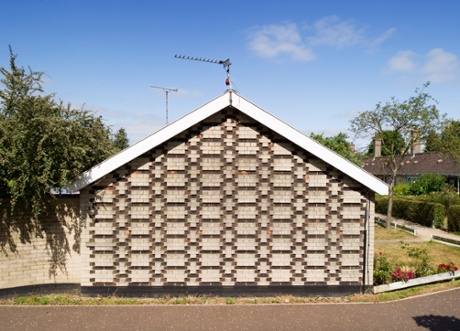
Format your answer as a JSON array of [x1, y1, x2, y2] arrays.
[[447, 205, 460, 232], [375, 196, 445, 228]]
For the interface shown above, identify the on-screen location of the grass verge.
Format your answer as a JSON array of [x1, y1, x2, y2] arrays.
[[1, 279, 459, 305]]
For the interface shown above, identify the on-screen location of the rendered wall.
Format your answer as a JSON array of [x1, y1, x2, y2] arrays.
[[0, 196, 81, 290], [80, 108, 374, 294]]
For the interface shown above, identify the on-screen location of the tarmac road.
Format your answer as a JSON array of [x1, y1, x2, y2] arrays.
[[1, 288, 459, 331]]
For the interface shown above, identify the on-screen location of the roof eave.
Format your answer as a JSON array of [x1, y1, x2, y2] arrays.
[[68, 91, 232, 192], [68, 90, 389, 196]]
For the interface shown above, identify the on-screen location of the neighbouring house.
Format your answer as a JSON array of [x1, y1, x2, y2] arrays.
[[68, 90, 388, 296], [363, 138, 460, 193]]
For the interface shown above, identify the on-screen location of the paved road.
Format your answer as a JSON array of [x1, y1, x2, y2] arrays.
[[1, 288, 459, 331]]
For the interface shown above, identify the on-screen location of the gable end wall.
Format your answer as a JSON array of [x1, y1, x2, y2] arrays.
[[80, 108, 375, 295]]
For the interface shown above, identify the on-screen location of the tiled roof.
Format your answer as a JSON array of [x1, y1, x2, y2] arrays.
[[363, 153, 460, 176]]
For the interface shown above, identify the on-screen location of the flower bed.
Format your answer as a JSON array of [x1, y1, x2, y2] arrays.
[[373, 243, 459, 293], [373, 271, 458, 294]]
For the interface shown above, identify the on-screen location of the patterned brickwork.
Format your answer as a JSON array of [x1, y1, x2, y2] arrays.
[[80, 107, 374, 289]]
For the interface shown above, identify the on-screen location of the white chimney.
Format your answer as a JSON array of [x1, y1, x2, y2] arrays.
[[374, 137, 382, 157]]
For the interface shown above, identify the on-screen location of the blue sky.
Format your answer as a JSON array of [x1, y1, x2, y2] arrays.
[[1, 1, 459, 150]]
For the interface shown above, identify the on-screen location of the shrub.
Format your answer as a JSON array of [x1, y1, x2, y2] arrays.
[[427, 187, 460, 209], [436, 262, 458, 274], [375, 196, 388, 214], [374, 252, 392, 285], [401, 243, 431, 277], [374, 196, 445, 228], [391, 267, 415, 282], [394, 182, 410, 196], [407, 173, 447, 196], [447, 205, 460, 233]]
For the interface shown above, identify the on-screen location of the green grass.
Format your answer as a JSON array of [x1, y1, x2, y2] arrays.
[[2, 279, 459, 306], [374, 223, 415, 241], [375, 234, 460, 271]]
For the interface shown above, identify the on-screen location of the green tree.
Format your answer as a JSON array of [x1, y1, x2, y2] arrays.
[[310, 132, 362, 165], [111, 127, 129, 151], [424, 120, 460, 159], [350, 83, 444, 229], [0, 47, 117, 217], [367, 130, 405, 156]]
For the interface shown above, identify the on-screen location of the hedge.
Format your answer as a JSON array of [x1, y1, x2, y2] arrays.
[[376, 196, 445, 228], [447, 205, 460, 233]]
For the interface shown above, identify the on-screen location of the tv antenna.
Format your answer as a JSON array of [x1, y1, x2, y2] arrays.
[[151, 86, 178, 125], [175, 54, 232, 88]]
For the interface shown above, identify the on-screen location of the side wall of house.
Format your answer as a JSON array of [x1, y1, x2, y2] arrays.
[[0, 196, 81, 291], [80, 108, 374, 295]]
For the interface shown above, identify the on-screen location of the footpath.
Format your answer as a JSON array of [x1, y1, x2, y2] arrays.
[[375, 213, 460, 246]]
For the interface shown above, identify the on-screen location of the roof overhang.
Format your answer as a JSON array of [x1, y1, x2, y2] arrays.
[[68, 90, 389, 195]]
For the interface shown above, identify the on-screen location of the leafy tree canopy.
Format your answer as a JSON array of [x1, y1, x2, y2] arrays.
[[424, 120, 460, 159], [111, 127, 129, 151], [310, 132, 362, 166], [350, 82, 444, 228], [367, 130, 405, 156], [0, 47, 126, 217]]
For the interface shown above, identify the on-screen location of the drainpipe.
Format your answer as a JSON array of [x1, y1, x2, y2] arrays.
[[362, 191, 371, 293]]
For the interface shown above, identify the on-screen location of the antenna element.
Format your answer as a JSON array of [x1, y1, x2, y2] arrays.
[[151, 86, 178, 125], [175, 54, 232, 88]]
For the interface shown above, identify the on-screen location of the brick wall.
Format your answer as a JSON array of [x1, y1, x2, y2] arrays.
[[80, 108, 374, 293], [0, 196, 81, 290]]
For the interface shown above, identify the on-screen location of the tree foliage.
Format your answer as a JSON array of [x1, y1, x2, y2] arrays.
[[424, 120, 460, 159], [310, 132, 362, 165], [350, 82, 444, 228], [367, 130, 405, 156], [111, 127, 129, 151], [0, 47, 121, 217]]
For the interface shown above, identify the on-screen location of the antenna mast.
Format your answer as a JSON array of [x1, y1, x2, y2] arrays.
[[151, 86, 178, 125], [175, 54, 232, 88]]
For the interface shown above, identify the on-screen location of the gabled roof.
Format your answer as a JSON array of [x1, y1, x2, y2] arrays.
[[363, 153, 460, 177], [68, 90, 388, 195]]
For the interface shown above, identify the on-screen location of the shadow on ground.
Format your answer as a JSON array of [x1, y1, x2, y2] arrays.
[[413, 314, 460, 331]]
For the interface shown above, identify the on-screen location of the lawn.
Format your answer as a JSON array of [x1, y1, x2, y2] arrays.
[[374, 224, 460, 271], [374, 224, 415, 241]]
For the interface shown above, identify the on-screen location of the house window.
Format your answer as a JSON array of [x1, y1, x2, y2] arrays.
[[407, 176, 419, 184]]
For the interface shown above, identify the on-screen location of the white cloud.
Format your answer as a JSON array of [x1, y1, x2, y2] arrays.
[[248, 22, 315, 61], [388, 48, 460, 83], [370, 27, 397, 48], [422, 48, 460, 83], [247, 17, 395, 61], [388, 51, 418, 73], [308, 16, 366, 48]]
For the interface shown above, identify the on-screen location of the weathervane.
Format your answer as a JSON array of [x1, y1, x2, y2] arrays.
[[175, 54, 232, 88], [151, 86, 178, 125]]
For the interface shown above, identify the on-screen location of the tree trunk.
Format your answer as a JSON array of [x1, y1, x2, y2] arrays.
[[386, 175, 397, 229]]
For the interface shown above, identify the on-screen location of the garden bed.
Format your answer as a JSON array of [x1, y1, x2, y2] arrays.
[[373, 271, 459, 294]]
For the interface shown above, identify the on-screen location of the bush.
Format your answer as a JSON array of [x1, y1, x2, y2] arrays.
[[427, 187, 460, 209], [447, 205, 460, 233], [375, 196, 445, 228], [375, 196, 388, 214], [407, 173, 447, 196], [394, 182, 410, 196], [374, 252, 391, 285]]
